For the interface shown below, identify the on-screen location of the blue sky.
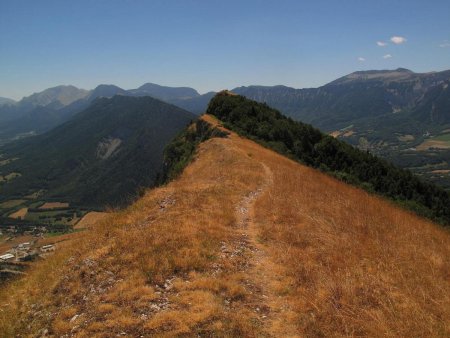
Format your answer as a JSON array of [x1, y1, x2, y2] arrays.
[[1, 0, 450, 100]]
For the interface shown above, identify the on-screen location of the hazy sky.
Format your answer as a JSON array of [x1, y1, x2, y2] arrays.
[[1, 0, 450, 100]]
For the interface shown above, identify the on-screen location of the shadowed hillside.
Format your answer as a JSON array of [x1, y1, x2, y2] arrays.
[[0, 95, 195, 208], [1, 115, 449, 337]]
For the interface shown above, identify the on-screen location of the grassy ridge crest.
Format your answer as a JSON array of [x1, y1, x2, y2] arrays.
[[206, 91, 450, 225]]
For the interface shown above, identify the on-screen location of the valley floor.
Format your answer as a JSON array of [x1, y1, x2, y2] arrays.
[[1, 115, 449, 337]]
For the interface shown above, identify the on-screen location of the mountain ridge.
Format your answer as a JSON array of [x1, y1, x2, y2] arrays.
[[2, 70, 450, 189], [129, 83, 200, 100]]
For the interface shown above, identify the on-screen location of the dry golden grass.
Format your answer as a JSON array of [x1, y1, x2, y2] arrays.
[[1, 115, 449, 337], [250, 140, 450, 337], [74, 211, 109, 229], [8, 207, 28, 219]]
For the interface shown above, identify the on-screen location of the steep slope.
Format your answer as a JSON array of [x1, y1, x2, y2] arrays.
[[1, 115, 448, 337], [0, 95, 195, 208], [409, 80, 450, 125]]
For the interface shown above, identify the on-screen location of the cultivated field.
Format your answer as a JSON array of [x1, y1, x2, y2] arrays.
[[0, 199, 26, 209], [436, 133, 450, 142], [417, 134, 450, 150], [1, 116, 449, 337], [8, 207, 28, 219], [397, 134, 415, 142], [432, 169, 450, 174], [38, 202, 69, 210], [25, 209, 77, 226]]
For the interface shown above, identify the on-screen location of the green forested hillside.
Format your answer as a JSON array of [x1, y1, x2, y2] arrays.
[[0, 96, 195, 208], [207, 92, 450, 224]]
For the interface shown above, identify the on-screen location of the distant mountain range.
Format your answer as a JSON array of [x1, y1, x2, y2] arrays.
[[3, 68, 449, 140], [0, 83, 205, 144], [1, 68, 450, 188], [232, 68, 450, 131], [0, 95, 195, 208]]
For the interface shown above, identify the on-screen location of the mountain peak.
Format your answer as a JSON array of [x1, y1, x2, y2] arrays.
[[88, 84, 127, 100], [395, 67, 414, 73], [20, 85, 89, 107]]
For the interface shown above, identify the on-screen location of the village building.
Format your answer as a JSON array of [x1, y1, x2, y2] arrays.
[[0, 253, 15, 261], [40, 244, 55, 252]]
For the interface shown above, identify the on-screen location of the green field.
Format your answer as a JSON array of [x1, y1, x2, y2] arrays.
[[435, 133, 450, 142], [25, 209, 77, 225], [28, 201, 45, 208], [0, 195, 87, 229]]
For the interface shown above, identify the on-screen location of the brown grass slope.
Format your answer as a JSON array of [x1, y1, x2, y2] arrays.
[[1, 115, 449, 337]]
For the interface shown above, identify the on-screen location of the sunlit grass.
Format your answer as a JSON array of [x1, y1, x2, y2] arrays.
[[1, 117, 449, 337]]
